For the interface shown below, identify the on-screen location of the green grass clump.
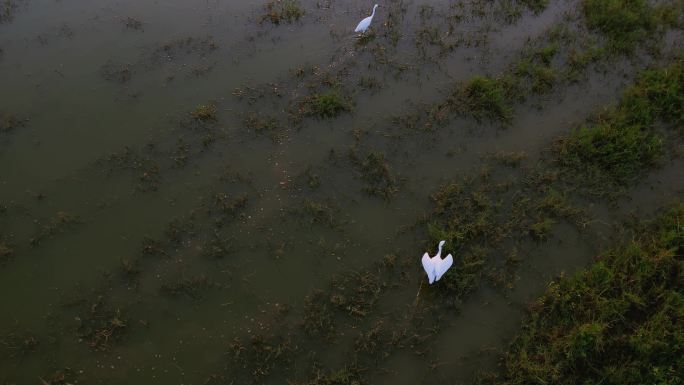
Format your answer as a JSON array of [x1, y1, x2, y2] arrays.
[[555, 62, 683, 188], [484, 203, 684, 385], [306, 91, 352, 118], [555, 120, 662, 186], [582, 0, 657, 52], [459, 76, 514, 123], [620, 63, 684, 127], [262, 0, 304, 24]]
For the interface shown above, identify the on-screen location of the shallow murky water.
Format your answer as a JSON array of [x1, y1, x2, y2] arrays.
[[1, 0, 682, 384]]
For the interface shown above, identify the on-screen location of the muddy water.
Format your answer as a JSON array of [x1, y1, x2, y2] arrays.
[[1, 0, 682, 384]]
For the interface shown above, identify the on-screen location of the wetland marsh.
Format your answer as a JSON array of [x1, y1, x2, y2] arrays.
[[0, 0, 682, 384]]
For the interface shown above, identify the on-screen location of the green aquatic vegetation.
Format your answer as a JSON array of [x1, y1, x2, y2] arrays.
[[152, 36, 218, 62], [304, 167, 321, 189], [436, 246, 488, 302], [123, 16, 143, 30], [514, 42, 561, 95], [582, 0, 657, 52], [209, 193, 248, 226], [357, 75, 383, 92], [38, 368, 78, 385], [141, 236, 168, 257], [483, 203, 684, 385], [1, 330, 39, 360], [519, 0, 548, 14], [329, 271, 382, 318], [0, 239, 12, 264], [118, 257, 139, 286], [228, 334, 298, 382], [191, 103, 218, 122], [426, 165, 588, 301], [354, 151, 399, 200], [292, 365, 364, 385], [29, 211, 81, 246], [262, 0, 304, 25], [496, 0, 548, 23], [64, 294, 128, 352], [160, 275, 216, 299], [98, 146, 162, 192], [535, 189, 588, 227], [555, 121, 662, 186], [302, 289, 336, 339], [295, 199, 340, 228], [101, 61, 133, 83], [458, 76, 514, 123], [164, 216, 195, 246], [201, 234, 233, 259], [620, 62, 684, 126], [355, 31, 376, 46], [304, 90, 352, 119], [245, 112, 278, 133], [302, 270, 383, 340], [0, 112, 26, 133], [488, 150, 528, 167], [554, 62, 683, 190], [0, 0, 18, 24], [428, 182, 507, 251], [173, 139, 190, 167], [529, 217, 555, 240]]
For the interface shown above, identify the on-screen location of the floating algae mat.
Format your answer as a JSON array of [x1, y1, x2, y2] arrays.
[[0, 0, 682, 384]]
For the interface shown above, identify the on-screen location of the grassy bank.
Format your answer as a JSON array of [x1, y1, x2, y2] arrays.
[[480, 202, 683, 385]]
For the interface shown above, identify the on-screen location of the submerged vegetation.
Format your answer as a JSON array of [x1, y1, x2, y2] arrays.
[[483, 203, 684, 385], [191, 103, 218, 122], [0, 112, 26, 133], [0, 0, 19, 24], [352, 151, 399, 200], [29, 211, 81, 246], [262, 0, 304, 25], [0, 237, 12, 264]]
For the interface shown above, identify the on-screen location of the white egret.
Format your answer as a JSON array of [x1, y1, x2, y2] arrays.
[[421, 240, 454, 284], [354, 4, 379, 33]]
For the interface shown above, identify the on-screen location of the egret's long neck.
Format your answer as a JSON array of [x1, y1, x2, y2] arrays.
[[436, 241, 444, 257], [371, 6, 377, 16]]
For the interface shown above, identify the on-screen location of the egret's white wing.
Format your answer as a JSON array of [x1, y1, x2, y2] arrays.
[[421, 252, 436, 284], [435, 254, 453, 281]]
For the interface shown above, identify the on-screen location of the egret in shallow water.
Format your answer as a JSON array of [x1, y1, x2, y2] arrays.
[[355, 4, 379, 33], [421, 240, 454, 284]]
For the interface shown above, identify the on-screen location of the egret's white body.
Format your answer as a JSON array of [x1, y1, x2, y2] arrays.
[[355, 4, 379, 33], [421, 240, 454, 284]]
